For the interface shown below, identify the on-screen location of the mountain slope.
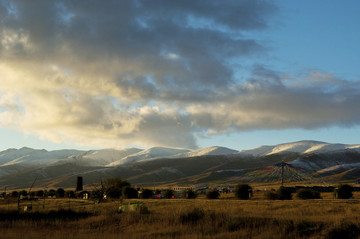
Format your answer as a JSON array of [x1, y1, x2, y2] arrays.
[[1, 141, 360, 189], [239, 140, 360, 156], [107, 147, 190, 166], [172, 146, 238, 158], [0, 147, 84, 167]]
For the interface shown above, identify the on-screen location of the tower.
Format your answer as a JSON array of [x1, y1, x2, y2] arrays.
[[76, 176, 83, 191]]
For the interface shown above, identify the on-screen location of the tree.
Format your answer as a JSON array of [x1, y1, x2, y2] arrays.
[[11, 191, 18, 198], [140, 189, 154, 199], [264, 190, 278, 200], [335, 184, 353, 199], [36, 190, 44, 197], [20, 190, 28, 197], [296, 189, 321, 199], [277, 187, 292, 200], [234, 184, 252, 200], [206, 189, 220, 199], [164, 189, 174, 199], [66, 190, 75, 198], [56, 188, 65, 198], [104, 177, 130, 199], [47, 189, 56, 197], [122, 187, 138, 199], [182, 189, 197, 199]]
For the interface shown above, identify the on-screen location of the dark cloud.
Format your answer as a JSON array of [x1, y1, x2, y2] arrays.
[[1, 1, 359, 149]]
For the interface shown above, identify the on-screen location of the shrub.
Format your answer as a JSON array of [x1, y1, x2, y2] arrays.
[[20, 190, 28, 197], [36, 190, 44, 197], [104, 177, 130, 199], [164, 189, 174, 199], [277, 187, 292, 200], [11, 191, 18, 198], [264, 191, 278, 200], [56, 188, 65, 198], [140, 189, 154, 199], [66, 190, 76, 198], [47, 189, 56, 197], [296, 189, 321, 199], [122, 187, 138, 199], [206, 189, 220, 199], [234, 184, 252, 200], [334, 184, 353, 199], [327, 223, 360, 239], [182, 189, 197, 199]]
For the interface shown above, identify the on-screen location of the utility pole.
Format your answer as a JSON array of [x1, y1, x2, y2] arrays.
[[281, 160, 285, 187]]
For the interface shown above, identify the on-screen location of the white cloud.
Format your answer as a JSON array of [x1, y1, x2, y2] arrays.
[[0, 1, 359, 149]]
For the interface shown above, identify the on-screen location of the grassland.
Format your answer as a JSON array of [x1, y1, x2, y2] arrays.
[[1, 192, 360, 238]]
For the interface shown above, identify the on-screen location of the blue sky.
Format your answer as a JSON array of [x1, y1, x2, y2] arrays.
[[0, 0, 360, 151]]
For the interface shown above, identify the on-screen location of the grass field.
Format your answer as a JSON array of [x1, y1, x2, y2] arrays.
[[1, 192, 360, 238]]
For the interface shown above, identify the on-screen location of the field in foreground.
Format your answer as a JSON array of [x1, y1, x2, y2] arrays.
[[1, 193, 360, 239]]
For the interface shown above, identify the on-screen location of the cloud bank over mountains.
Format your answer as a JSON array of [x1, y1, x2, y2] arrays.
[[0, 0, 359, 149]]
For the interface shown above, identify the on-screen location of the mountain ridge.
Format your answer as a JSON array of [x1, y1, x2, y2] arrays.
[[1, 140, 360, 189]]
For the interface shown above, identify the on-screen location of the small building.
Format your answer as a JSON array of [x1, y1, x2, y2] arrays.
[[171, 186, 194, 192]]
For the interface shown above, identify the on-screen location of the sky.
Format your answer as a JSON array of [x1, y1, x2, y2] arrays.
[[0, 0, 360, 151]]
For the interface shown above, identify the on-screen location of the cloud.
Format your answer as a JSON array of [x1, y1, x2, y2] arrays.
[[0, 1, 359, 149]]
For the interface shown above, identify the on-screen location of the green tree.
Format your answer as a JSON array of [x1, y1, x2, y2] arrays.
[[104, 177, 130, 199], [234, 184, 252, 200], [140, 189, 154, 199], [335, 184, 353, 199], [206, 189, 220, 199]]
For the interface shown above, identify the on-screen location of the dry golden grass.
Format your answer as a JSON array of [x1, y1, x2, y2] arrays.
[[1, 192, 360, 238]]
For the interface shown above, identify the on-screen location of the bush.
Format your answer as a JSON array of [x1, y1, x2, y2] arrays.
[[334, 184, 353, 199], [182, 189, 197, 199], [277, 187, 292, 200], [36, 190, 44, 197], [264, 191, 278, 200], [206, 189, 220, 199], [234, 184, 252, 200], [11, 191, 18, 198], [104, 177, 130, 199], [296, 189, 321, 200], [66, 190, 76, 198], [47, 189, 56, 197], [56, 188, 65, 198], [140, 189, 153, 199], [164, 189, 174, 199], [122, 187, 138, 199], [327, 222, 360, 239], [19, 190, 27, 197]]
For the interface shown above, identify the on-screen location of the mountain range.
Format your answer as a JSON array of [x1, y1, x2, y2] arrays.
[[1, 140, 360, 190]]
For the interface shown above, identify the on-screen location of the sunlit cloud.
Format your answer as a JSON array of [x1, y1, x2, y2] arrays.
[[0, 0, 359, 149]]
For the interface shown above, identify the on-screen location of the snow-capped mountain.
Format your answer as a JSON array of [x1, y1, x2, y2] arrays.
[[107, 147, 190, 166], [1, 140, 360, 189], [239, 140, 360, 157], [0, 147, 84, 166], [172, 146, 238, 158], [61, 148, 143, 166]]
